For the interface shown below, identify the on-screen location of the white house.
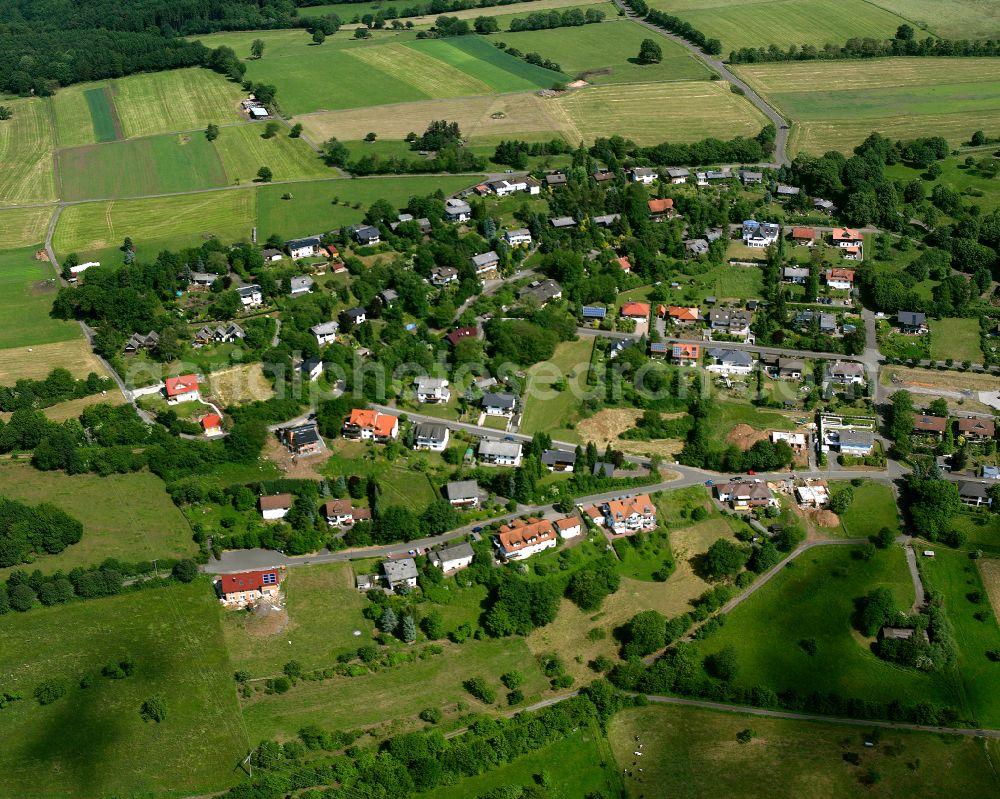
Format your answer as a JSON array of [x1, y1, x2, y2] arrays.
[[471, 251, 500, 276], [482, 392, 516, 415], [504, 228, 532, 246], [554, 516, 583, 539], [259, 493, 292, 520], [630, 167, 657, 185], [343, 409, 399, 441], [665, 167, 689, 184], [828, 361, 866, 385], [413, 422, 450, 452], [431, 266, 459, 286], [445, 480, 480, 508], [290, 275, 314, 296], [430, 542, 475, 574], [602, 495, 657, 535], [164, 374, 199, 404], [286, 236, 322, 259], [413, 376, 450, 403], [311, 321, 339, 346], [445, 198, 471, 222], [742, 220, 780, 248], [238, 285, 263, 307], [382, 558, 418, 591], [705, 348, 755, 376], [301, 357, 323, 382], [478, 439, 522, 467]]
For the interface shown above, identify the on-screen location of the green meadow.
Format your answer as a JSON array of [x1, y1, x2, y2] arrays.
[[0, 246, 81, 349]]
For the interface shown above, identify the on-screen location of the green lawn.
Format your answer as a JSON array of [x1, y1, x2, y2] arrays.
[[613, 528, 675, 580], [322, 442, 439, 512], [609, 702, 1000, 799], [50, 85, 100, 147], [84, 87, 120, 142], [409, 35, 569, 89], [952, 511, 1000, 556], [919, 549, 1000, 727], [0, 581, 246, 799], [712, 400, 798, 435], [657, 263, 764, 305], [689, 545, 961, 712], [930, 317, 983, 363], [520, 336, 594, 441], [0, 246, 83, 350], [0, 461, 197, 579], [833, 480, 902, 540]]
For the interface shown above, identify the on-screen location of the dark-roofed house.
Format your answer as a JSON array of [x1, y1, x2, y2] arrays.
[[959, 481, 991, 507], [666, 167, 689, 183], [545, 172, 568, 187], [301, 357, 323, 382], [549, 216, 576, 228], [286, 236, 322, 259], [776, 184, 801, 198], [124, 330, 159, 356], [776, 357, 804, 380], [238, 285, 262, 307], [430, 542, 475, 574], [471, 251, 500, 277], [281, 423, 322, 456], [582, 305, 607, 321], [706, 348, 754, 375], [739, 170, 763, 185], [897, 311, 928, 334], [958, 417, 995, 441], [482, 392, 517, 415], [685, 238, 709, 256], [383, 558, 418, 591], [592, 213, 620, 227], [413, 421, 449, 452], [446, 326, 477, 347], [352, 225, 381, 245], [913, 414, 947, 438], [262, 247, 283, 262], [445, 197, 471, 221], [519, 279, 562, 306], [341, 307, 367, 328], [445, 480, 480, 508], [793, 310, 837, 335], [541, 449, 576, 472]]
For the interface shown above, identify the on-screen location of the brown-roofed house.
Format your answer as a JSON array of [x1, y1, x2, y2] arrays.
[[790, 227, 816, 245], [647, 198, 674, 220], [913, 414, 947, 438], [260, 493, 293, 520], [958, 417, 996, 441], [493, 518, 557, 561]]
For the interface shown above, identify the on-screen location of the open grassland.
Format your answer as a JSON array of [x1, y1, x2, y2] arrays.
[[57, 133, 229, 201], [241, 636, 548, 739], [50, 86, 98, 147], [982, 558, 1000, 616], [868, 0, 1000, 40], [0, 340, 104, 383], [498, 19, 710, 84], [409, 35, 568, 88], [735, 58, 1000, 155], [0, 206, 54, 250], [256, 175, 478, 240], [919, 549, 1000, 727], [647, 0, 908, 52], [112, 68, 246, 138], [609, 703, 1000, 799], [929, 317, 984, 363], [53, 189, 257, 263], [832, 480, 902, 539], [211, 123, 329, 184], [0, 98, 56, 205], [34, 391, 126, 422], [223, 563, 371, 675], [689, 545, 961, 711], [0, 246, 82, 350], [887, 156, 1000, 213], [520, 337, 594, 440], [0, 461, 196, 579], [356, 41, 494, 96], [0, 582, 246, 799]]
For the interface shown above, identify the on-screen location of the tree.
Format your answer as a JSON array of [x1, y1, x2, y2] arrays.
[[0, 106, 11, 121], [205, 123, 219, 141], [322, 137, 350, 167], [379, 606, 398, 633], [856, 587, 898, 636], [262, 121, 280, 139], [637, 39, 662, 64], [256, 166, 273, 182], [621, 610, 666, 659], [462, 676, 496, 704], [873, 526, 896, 549], [290, 122, 303, 138], [704, 645, 739, 681], [420, 610, 444, 639], [972, 130, 987, 146], [172, 559, 198, 583], [474, 16, 500, 34], [140, 694, 167, 722], [354, 27, 371, 39], [500, 670, 524, 690], [365, 131, 377, 142], [33, 678, 66, 705], [702, 538, 747, 581], [401, 616, 417, 643], [250, 39, 265, 59], [830, 486, 854, 515], [312, 30, 326, 45], [895, 23, 914, 40]]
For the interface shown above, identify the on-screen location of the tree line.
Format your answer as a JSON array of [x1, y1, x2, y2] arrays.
[[0, 496, 82, 568], [0, 369, 113, 413]]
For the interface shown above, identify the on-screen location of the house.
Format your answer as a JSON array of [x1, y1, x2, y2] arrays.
[[356, 573, 374, 591], [352, 225, 382, 246], [301, 357, 323, 382], [431, 265, 459, 286], [813, 198, 835, 213], [616, 255, 632, 273], [684, 238, 709, 256], [742, 220, 780, 248], [290, 276, 314, 297], [649, 341, 668, 359], [672, 342, 700, 366], [739, 170, 763, 185], [705, 169, 732, 181], [286, 236, 322, 259], [390, 214, 430, 234], [413, 422, 450, 452], [793, 310, 837, 335], [602, 494, 657, 534], [262, 248, 283, 262], [609, 338, 635, 360], [647, 198, 674, 220], [581, 504, 604, 525], [342, 409, 399, 441], [630, 167, 657, 184], [838, 430, 875, 456], [238, 285, 263, 307], [715, 480, 777, 510], [958, 481, 991, 507], [842, 245, 863, 262], [413, 376, 450, 403], [471, 251, 500, 277], [832, 228, 863, 248], [776, 357, 805, 380], [783, 266, 810, 284], [201, 413, 223, 437], [772, 430, 807, 451], [123, 330, 159, 356], [897, 311, 928, 334], [592, 213, 620, 227], [322, 499, 370, 527], [311, 321, 339, 346], [706, 348, 755, 375], [217, 569, 281, 607], [524, 177, 542, 194], [549, 216, 576, 229], [621, 301, 650, 320], [504, 228, 532, 246], [545, 172, 568, 188], [383, 558, 418, 591], [260, 493, 293, 520], [494, 518, 557, 561], [582, 305, 607, 322], [478, 439, 522, 467], [444, 480, 480, 508], [776, 184, 801, 199], [958, 417, 995, 441], [379, 288, 398, 307], [983, 465, 1000, 480], [482, 392, 517, 415], [164, 374, 199, 404], [474, 376, 497, 392], [193, 323, 244, 347], [593, 169, 615, 183], [879, 626, 930, 643], [189, 271, 218, 289], [913, 414, 948, 438], [446, 326, 477, 347], [519, 279, 562, 306], [554, 515, 582, 539], [281, 423, 322, 456], [795, 481, 829, 508], [828, 361, 866, 385], [444, 197, 472, 222], [430, 542, 475, 574], [668, 306, 700, 325], [790, 227, 816, 246], [709, 308, 752, 335], [341, 308, 367, 329], [665, 167, 689, 184], [541, 449, 576, 472], [819, 413, 877, 455]]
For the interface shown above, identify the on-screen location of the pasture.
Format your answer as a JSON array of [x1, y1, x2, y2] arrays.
[[408, 35, 568, 89], [211, 122, 330, 184], [51, 85, 100, 147], [52, 189, 257, 264], [0, 97, 57, 205], [929, 317, 984, 363], [735, 58, 1000, 155], [646, 0, 908, 52], [520, 337, 594, 440], [867, 0, 1000, 40], [0, 206, 54, 250], [498, 19, 710, 84], [112, 68, 246, 138], [0, 246, 81, 350], [0, 582, 246, 799], [57, 133, 229, 201], [609, 703, 1000, 799], [0, 461, 197, 579], [688, 545, 961, 712], [0, 340, 104, 384]]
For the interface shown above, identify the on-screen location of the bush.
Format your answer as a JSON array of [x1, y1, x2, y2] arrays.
[[507, 689, 524, 705], [33, 678, 66, 705], [140, 694, 167, 723], [463, 676, 496, 704], [172, 559, 198, 582], [500, 670, 524, 690], [419, 707, 443, 724], [271, 676, 291, 693], [690, 506, 709, 522]]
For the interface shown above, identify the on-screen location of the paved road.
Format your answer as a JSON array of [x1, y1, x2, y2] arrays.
[[613, 0, 789, 165]]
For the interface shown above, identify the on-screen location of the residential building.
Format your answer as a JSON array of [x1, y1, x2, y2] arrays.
[[341, 308, 367, 328], [383, 558, 418, 591], [545, 172, 568, 188], [592, 213, 620, 227], [739, 170, 763, 185], [430, 542, 475, 574], [541, 449, 576, 472], [684, 238, 709, 255], [838, 430, 875, 456], [471, 251, 500, 277], [709, 308, 752, 335], [201, 413, 223, 437], [783, 266, 810, 284], [621, 301, 650, 320], [581, 504, 604, 525], [519, 279, 562, 306], [494, 518, 557, 560], [379, 288, 398, 307], [261, 248, 283, 262], [444, 480, 480, 508], [582, 305, 607, 322], [630, 167, 656, 184], [413, 422, 450, 452], [813, 198, 835, 213], [793, 310, 837, 335], [431, 265, 459, 286], [352, 225, 381, 245], [281, 423, 322, 456], [647, 198, 674, 220], [290, 275, 314, 296], [771, 430, 807, 451], [913, 414, 947, 438], [311, 321, 339, 346], [602, 494, 657, 534], [593, 169, 615, 183], [828, 361, 866, 385], [549, 216, 576, 229], [776, 357, 805, 380], [795, 481, 829, 508], [706, 348, 755, 375], [300, 357, 323, 382], [742, 220, 780, 248], [413, 376, 451, 403], [554, 516, 582, 539], [342, 409, 399, 441], [446, 326, 477, 347], [259, 493, 293, 520], [189, 271, 218, 289], [164, 374, 199, 404], [668, 306, 700, 324], [609, 339, 635, 360], [504, 228, 532, 246], [790, 227, 816, 246], [444, 197, 471, 222], [959, 481, 991, 508], [217, 569, 281, 606], [238, 285, 263, 307], [705, 169, 732, 181], [286, 236, 322, 259], [616, 255, 632, 273], [665, 167, 689, 183], [897, 311, 928, 334], [482, 392, 517, 415], [322, 499, 370, 527], [832, 228, 863, 247], [649, 341, 668, 359], [524, 176, 542, 194], [958, 417, 995, 441], [776, 184, 801, 199], [715, 480, 777, 510], [842, 245, 863, 261], [818, 413, 877, 456], [478, 439, 522, 467], [672, 342, 700, 366], [124, 330, 159, 356]]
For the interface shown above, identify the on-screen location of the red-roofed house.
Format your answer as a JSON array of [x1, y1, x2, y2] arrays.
[[826, 268, 855, 290], [616, 256, 632, 273], [217, 569, 281, 607], [647, 198, 674, 220], [668, 306, 700, 325], [446, 326, 477, 347], [554, 515, 582, 539], [672, 342, 700, 366], [790, 227, 816, 245], [621, 302, 650, 319], [165, 374, 199, 404], [493, 518, 557, 561], [832, 228, 863, 247], [343, 408, 399, 442], [602, 494, 657, 535], [201, 413, 223, 437]]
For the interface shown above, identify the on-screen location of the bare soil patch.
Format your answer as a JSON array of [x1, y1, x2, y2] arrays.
[[241, 602, 290, 640], [577, 408, 685, 458], [980, 558, 1000, 620], [726, 423, 770, 450], [811, 509, 841, 529], [207, 363, 274, 408], [263, 436, 331, 479]]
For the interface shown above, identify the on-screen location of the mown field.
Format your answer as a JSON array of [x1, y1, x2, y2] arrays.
[[211, 122, 330, 183], [929, 317, 984, 363], [0, 206, 53, 251], [0, 97, 57, 205], [646, 0, 909, 52], [0, 246, 81, 350], [735, 58, 1000, 154], [498, 18, 709, 84], [609, 703, 1000, 799], [520, 337, 594, 440], [0, 461, 196, 579], [0, 582, 247, 799], [867, 0, 1000, 40]]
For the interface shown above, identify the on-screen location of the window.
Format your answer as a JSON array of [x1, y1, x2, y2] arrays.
[[262, 573, 276, 585]]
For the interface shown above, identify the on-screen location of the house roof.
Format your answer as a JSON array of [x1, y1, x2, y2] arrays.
[[496, 518, 556, 552], [290, 275, 314, 291], [219, 569, 280, 594], [434, 541, 475, 563], [414, 422, 448, 441], [165, 374, 198, 398], [832, 227, 863, 242], [554, 516, 581, 531], [791, 227, 815, 239], [482, 392, 516, 409], [616, 256, 632, 271], [446, 326, 477, 346], [478, 440, 521, 458], [259, 493, 293, 511], [959, 481, 989, 498], [541, 449, 576, 466], [958, 417, 995, 436], [897, 311, 927, 326], [826, 268, 855, 282], [286, 236, 321, 250], [914, 414, 947, 433], [582, 305, 607, 318], [708, 348, 754, 367], [672, 343, 700, 359], [471, 251, 499, 268], [311, 321, 339, 336], [346, 408, 397, 437], [647, 198, 674, 213], [621, 301, 650, 318], [445, 480, 479, 500], [549, 216, 576, 228], [839, 430, 874, 447], [783, 267, 810, 278], [830, 361, 865, 376], [322, 499, 354, 517], [604, 494, 655, 520], [383, 558, 418, 582], [201, 413, 222, 429], [668, 306, 699, 321]]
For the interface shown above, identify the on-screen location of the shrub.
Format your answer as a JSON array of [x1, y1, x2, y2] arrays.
[[140, 694, 167, 723], [463, 676, 496, 704], [33, 678, 66, 705], [419, 707, 443, 724], [507, 689, 524, 705], [500, 670, 524, 690], [271, 676, 291, 693], [172, 559, 198, 582]]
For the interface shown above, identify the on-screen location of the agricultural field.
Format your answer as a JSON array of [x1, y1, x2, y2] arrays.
[[211, 120, 330, 184], [868, 0, 1000, 40], [0, 206, 54, 251], [609, 703, 1000, 799], [646, 0, 910, 52], [0, 97, 57, 205], [0, 461, 197, 579], [0, 340, 105, 384], [734, 58, 1000, 155], [498, 19, 710, 84], [300, 0, 613, 25], [0, 246, 82, 351], [688, 545, 961, 711], [51, 85, 102, 147], [408, 35, 567, 89], [520, 337, 595, 440], [929, 317, 984, 363], [0, 582, 247, 799]]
